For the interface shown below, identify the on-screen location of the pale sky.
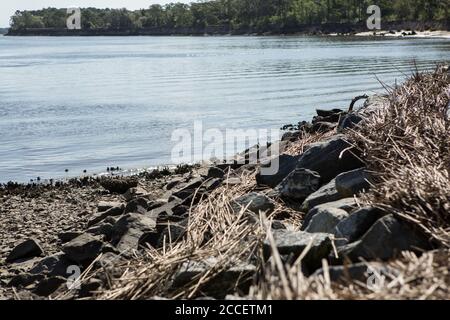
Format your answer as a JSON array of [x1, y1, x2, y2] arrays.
[[0, 1, 186, 27]]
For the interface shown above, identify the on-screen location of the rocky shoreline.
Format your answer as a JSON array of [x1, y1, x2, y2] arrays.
[[1, 67, 449, 300]]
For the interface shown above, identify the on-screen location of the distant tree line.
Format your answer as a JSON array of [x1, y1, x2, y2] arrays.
[[9, 0, 449, 32]]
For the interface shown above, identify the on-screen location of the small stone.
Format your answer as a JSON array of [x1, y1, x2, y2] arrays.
[[302, 198, 358, 229], [231, 192, 275, 215], [263, 230, 332, 270], [207, 167, 225, 179], [304, 208, 349, 234], [275, 168, 321, 200], [97, 201, 123, 212], [256, 154, 301, 188], [124, 186, 150, 202], [335, 168, 372, 197], [87, 204, 125, 227], [63, 234, 114, 265], [6, 239, 44, 263]]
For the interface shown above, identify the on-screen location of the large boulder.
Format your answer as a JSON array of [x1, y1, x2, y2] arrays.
[[335, 168, 372, 197], [6, 239, 44, 263], [263, 230, 332, 270], [62, 233, 115, 265], [171, 258, 256, 298], [304, 208, 349, 234], [301, 179, 343, 212], [295, 135, 363, 183], [111, 213, 158, 253], [256, 154, 301, 188], [333, 207, 386, 246], [274, 168, 321, 200], [171, 177, 204, 200], [337, 215, 431, 262], [231, 192, 275, 215], [124, 197, 153, 215]]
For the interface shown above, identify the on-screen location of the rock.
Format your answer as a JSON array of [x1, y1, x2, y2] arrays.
[[207, 167, 225, 179], [79, 278, 103, 297], [310, 122, 337, 133], [62, 233, 114, 265], [171, 177, 204, 200], [166, 178, 184, 190], [123, 186, 150, 202], [256, 154, 301, 188], [124, 197, 152, 214], [99, 177, 138, 194], [97, 201, 123, 212], [203, 178, 222, 192], [337, 215, 431, 262], [148, 198, 186, 218], [6, 239, 44, 263], [335, 168, 372, 197], [338, 113, 363, 132], [301, 179, 343, 212], [275, 168, 321, 200], [29, 253, 73, 278], [32, 276, 66, 296], [316, 109, 344, 117], [302, 198, 358, 229], [296, 135, 364, 183], [157, 219, 188, 248], [263, 230, 332, 270], [313, 262, 390, 282], [87, 223, 115, 240], [172, 258, 256, 298], [281, 131, 301, 142], [231, 192, 275, 215], [111, 213, 157, 253], [87, 204, 124, 227], [333, 207, 386, 246], [7, 273, 44, 288], [304, 208, 349, 234], [271, 220, 286, 230], [58, 232, 83, 244], [93, 252, 124, 270]]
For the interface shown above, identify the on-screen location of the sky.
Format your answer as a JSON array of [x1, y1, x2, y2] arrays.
[[0, 0, 184, 27]]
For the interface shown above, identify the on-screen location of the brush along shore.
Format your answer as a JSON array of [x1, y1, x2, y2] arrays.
[[1, 66, 449, 300]]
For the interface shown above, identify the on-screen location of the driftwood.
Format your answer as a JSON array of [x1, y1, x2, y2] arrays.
[[348, 94, 369, 112]]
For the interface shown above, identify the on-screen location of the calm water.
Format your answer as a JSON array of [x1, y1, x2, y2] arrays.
[[0, 35, 449, 182]]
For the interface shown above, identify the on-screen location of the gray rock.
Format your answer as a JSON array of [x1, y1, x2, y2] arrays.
[[316, 109, 344, 117], [172, 258, 256, 298], [7, 273, 44, 288], [338, 215, 431, 262], [124, 197, 152, 214], [166, 178, 184, 190], [275, 168, 321, 200], [99, 177, 138, 194], [335, 168, 372, 197], [62, 233, 114, 265], [87, 204, 124, 227], [302, 198, 358, 229], [32, 276, 66, 297], [333, 207, 386, 246], [296, 135, 363, 183], [87, 223, 115, 240], [310, 122, 337, 133], [207, 167, 225, 179], [304, 208, 349, 234], [256, 154, 301, 188], [203, 178, 222, 192], [29, 253, 73, 278], [301, 179, 343, 212], [111, 213, 157, 253], [171, 177, 204, 200], [338, 113, 364, 132], [313, 262, 388, 282], [124, 186, 150, 201], [148, 198, 185, 218], [157, 219, 188, 248], [58, 231, 83, 244], [6, 239, 44, 263], [97, 201, 123, 212], [263, 230, 332, 270], [231, 192, 275, 215]]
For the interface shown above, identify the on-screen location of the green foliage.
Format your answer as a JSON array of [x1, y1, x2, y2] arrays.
[[9, 0, 449, 31]]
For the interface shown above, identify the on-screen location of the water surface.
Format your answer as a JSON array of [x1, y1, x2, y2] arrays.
[[0, 35, 449, 182]]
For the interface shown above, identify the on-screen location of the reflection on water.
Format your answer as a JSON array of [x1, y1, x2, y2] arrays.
[[0, 36, 449, 182]]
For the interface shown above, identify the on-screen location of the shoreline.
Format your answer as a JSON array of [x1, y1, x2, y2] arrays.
[[0, 67, 449, 300]]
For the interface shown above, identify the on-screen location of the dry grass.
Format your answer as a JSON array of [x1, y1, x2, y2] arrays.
[[349, 66, 450, 247], [74, 67, 450, 300]]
